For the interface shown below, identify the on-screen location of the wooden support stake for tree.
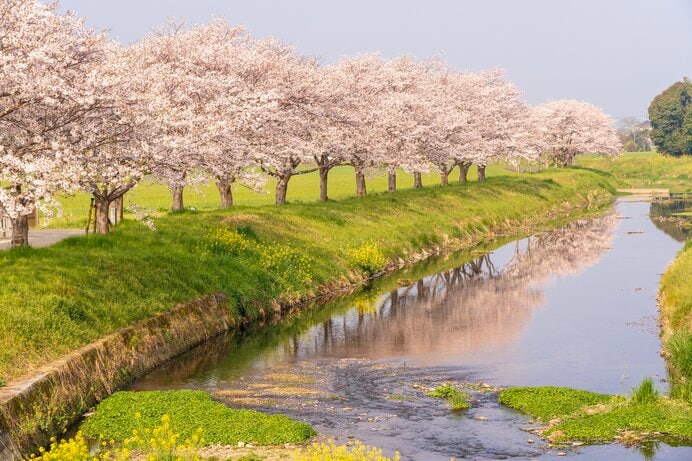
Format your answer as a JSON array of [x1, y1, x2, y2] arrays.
[[85, 198, 94, 236]]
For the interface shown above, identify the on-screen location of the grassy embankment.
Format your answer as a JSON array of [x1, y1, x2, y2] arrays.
[[659, 240, 692, 402], [0, 168, 616, 385], [577, 151, 692, 192], [43, 164, 508, 229], [499, 382, 692, 444]]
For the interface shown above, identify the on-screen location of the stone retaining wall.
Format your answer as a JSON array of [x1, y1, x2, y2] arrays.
[[0, 293, 233, 459]]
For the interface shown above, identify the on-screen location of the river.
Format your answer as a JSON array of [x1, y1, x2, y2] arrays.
[[132, 196, 692, 460]]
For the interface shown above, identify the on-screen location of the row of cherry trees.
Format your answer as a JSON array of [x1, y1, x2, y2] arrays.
[[0, 0, 621, 245]]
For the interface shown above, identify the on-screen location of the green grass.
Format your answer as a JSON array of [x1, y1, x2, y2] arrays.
[[427, 385, 470, 411], [498, 386, 615, 421], [43, 164, 512, 229], [500, 384, 692, 444], [630, 377, 660, 405], [659, 240, 692, 403], [0, 168, 616, 384], [80, 390, 315, 445], [577, 152, 692, 192]]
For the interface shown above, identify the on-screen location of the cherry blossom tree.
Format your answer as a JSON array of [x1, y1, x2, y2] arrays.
[[534, 99, 621, 167], [132, 20, 259, 211], [460, 69, 529, 181], [66, 42, 154, 234], [0, 0, 111, 245]]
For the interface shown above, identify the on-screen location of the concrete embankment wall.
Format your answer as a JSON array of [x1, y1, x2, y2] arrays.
[[0, 293, 233, 460]]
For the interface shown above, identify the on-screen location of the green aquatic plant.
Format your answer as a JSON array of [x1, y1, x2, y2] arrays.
[[427, 385, 469, 411], [498, 386, 614, 421], [80, 390, 315, 446], [630, 377, 660, 405], [500, 385, 692, 443], [544, 400, 692, 443]]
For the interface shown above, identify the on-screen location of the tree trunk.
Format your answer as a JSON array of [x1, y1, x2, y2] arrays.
[[458, 162, 471, 183], [440, 166, 449, 186], [10, 215, 29, 247], [355, 169, 367, 197], [477, 164, 486, 181], [94, 195, 111, 235], [413, 172, 423, 189], [215, 179, 233, 208], [387, 171, 397, 192], [171, 185, 184, 212], [319, 166, 329, 201], [275, 173, 292, 205]]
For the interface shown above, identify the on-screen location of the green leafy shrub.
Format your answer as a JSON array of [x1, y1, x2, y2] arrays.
[[294, 440, 400, 461], [427, 385, 469, 411], [349, 243, 387, 275], [630, 377, 660, 405]]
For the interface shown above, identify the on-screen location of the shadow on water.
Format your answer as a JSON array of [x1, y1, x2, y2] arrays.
[[132, 197, 692, 460]]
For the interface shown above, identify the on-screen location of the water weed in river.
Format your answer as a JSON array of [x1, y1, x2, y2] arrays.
[[427, 385, 470, 411], [499, 383, 692, 444], [80, 390, 316, 446]]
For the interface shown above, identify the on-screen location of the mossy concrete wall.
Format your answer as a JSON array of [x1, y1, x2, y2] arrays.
[[0, 293, 233, 459]]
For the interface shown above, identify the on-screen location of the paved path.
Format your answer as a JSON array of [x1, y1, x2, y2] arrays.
[[0, 229, 83, 251]]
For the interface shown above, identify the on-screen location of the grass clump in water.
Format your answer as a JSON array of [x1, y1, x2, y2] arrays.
[[427, 385, 470, 411], [80, 390, 315, 446], [500, 382, 692, 444], [545, 400, 692, 443], [630, 377, 659, 405], [499, 386, 614, 421]]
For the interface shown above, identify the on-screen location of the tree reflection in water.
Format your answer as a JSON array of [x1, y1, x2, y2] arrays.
[[272, 211, 619, 363]]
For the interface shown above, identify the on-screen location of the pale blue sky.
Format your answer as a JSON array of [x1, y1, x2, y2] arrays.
[[56, 0, 692, 119]]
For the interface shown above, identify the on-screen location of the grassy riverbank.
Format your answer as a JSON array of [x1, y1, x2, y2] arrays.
[[0, 168, 616, 385], [659, 240, 692, 402], [577, 152, 692, 192]]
